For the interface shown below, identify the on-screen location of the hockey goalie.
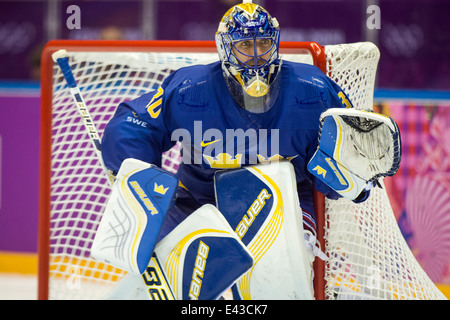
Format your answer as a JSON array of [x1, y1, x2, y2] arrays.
[[90, 1, 401, 299]]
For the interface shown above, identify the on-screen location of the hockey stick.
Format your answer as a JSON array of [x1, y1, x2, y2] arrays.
[[52, 50, 114, 185], [52, 49, 175, 299]]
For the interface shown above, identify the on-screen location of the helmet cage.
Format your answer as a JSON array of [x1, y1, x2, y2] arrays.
[[216, 3, 282, 112], [221, 29, 280, 86], [217, 6, 280, 90]]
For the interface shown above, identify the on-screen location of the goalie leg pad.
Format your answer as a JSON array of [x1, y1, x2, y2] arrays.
[[91, 158, 178, 275], [154, 204, 254, 300], [215, 161, 315, 300], [105, 204, 253, 300]]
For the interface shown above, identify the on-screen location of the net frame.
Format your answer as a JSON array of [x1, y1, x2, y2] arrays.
[[38, 40, 445, 300], [38, 40, 325, 300]]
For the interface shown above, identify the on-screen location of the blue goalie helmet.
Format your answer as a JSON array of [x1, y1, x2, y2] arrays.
[[216, 0, 281, 113]]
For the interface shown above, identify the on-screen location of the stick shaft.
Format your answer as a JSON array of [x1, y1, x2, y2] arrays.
[[53, 50, 113, 185]]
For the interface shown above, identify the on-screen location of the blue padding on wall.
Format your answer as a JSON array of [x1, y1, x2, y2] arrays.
[[374, 89, 450, 101]]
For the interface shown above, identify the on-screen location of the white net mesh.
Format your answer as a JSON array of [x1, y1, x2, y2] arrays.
[[325, 42, 380, 111], [41, 41, 445, 300], [322, 42, 444, 300], [324, 184, 446, 299]]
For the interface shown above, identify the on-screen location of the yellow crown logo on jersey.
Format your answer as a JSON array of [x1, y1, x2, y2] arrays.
[[203, 153, 242, 169], [257, 154, 298, 164], [154, 183, 169, 195]]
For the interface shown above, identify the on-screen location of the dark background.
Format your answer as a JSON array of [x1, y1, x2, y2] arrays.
[[0, 0, 448, 90]]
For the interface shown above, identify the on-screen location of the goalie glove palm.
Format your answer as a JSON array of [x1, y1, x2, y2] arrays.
[[307, 108, 401, 200]]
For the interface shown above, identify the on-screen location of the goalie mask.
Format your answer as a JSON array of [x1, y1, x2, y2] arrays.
[[216, 1, 281, 113]]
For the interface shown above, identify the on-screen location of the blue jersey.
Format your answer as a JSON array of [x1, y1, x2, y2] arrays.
[[102, 60, 351, 215]]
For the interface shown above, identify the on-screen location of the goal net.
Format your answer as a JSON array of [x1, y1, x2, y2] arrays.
[[38, 40, 445, 300]]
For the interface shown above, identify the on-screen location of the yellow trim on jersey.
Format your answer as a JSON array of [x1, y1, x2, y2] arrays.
[[147, 86, 164, 119], [338, 91, 353, 108]]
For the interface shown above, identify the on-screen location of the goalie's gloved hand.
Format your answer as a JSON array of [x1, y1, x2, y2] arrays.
[[307, 108, 401, 202]]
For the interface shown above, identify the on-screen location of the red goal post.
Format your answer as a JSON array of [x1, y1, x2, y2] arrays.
[[39, 40, 445, 300]]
